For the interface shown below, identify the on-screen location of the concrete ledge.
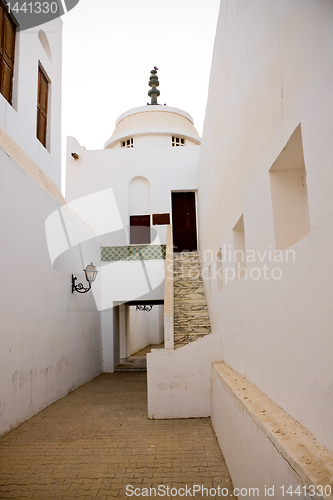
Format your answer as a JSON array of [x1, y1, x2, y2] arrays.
[[212, 362, 333, 499]]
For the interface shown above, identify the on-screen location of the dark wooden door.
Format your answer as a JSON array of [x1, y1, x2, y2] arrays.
[[172, 192, 197, 252]]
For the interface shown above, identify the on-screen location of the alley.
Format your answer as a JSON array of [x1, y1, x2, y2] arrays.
[[0, 373, 234, 499]]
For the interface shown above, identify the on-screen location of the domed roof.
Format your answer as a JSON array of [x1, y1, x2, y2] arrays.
[[104, 105, 201, 149]]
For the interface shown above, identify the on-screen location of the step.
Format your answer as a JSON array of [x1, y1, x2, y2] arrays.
[[174, 268, 202, 274], [174, 267, 202, 273], [174, 313, 211, 322], [175, 311, 211, 319], [115, 358, 147, 372], [174, 272, 202, 278], [174, 328, 211, 337], [174, 315, 211, 324], [174, 286, 206, 294], [175, 327, 210, 333], [173, 259, 201, 266], [174, 306, 210, 314]]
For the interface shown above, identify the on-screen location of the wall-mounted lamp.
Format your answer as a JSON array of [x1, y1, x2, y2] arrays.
[[72, 263, 98, 294]]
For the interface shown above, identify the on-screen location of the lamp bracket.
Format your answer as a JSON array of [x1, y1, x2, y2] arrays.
[[71, 274, 92, 294]]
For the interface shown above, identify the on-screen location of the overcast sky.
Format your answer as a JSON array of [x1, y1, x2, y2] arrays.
[[61, 0, 220, 151]]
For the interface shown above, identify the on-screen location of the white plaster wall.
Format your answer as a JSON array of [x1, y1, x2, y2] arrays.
[[0, 148, 102, 436], [0, 19, 62, 189], [97, 260, 165, 311], [147, 333, 222, 419], [66, 141, 199, 248], [198, 0, 333, 452]]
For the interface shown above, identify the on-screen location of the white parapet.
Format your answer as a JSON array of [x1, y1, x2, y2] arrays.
[[211, 362, 333, 499], [147, 333, 222, 419]]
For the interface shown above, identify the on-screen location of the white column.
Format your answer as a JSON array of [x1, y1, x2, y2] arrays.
[[101, 308, 114, 373], [119, 304, 127, 359]]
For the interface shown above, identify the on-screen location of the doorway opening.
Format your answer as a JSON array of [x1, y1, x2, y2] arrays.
[[171, 192, 197, 252], [115, 301, 164, 372]]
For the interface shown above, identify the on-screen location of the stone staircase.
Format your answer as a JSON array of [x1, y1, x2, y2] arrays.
[[173, 251, 211, 348]]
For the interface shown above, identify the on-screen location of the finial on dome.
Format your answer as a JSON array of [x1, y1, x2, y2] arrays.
[[148, 66, 160, 105]]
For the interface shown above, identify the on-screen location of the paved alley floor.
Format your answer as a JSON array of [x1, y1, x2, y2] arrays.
[[0, 373, 235, 500]]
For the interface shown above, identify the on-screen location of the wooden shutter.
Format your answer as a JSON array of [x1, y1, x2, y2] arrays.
[[130, 215, 150, 244], [0, 3, 16, 104], [152, 213, 170, 225], [37, 66, 49, 147]]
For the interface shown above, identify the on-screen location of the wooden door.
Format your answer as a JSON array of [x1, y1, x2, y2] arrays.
[[171, 192, 197, 252]]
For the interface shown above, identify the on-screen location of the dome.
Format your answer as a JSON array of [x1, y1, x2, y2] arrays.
[[104, 105, 201, 149]]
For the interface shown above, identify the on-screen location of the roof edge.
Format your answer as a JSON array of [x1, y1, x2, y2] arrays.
[[115, 105, 194, 127]]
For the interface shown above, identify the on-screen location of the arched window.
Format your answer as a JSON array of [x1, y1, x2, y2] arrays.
[[38, 30, 52, 61]]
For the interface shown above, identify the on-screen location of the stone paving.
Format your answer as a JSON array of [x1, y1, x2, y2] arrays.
[[174, 252, 211, 348], [0, 373, 235, 500]]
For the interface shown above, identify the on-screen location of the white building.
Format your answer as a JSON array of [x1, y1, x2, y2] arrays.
[[0, 13, 101, 437], [197, 0, 333, 493], [65, 68, 201, 372]]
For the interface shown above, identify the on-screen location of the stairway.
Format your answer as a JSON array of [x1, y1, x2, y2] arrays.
[[173, 251, 211, 348]]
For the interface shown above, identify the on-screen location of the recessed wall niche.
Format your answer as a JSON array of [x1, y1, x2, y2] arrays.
[[216, 248, 223, 290], [233, 215, 246, 280], [269, 124, 310, 251]]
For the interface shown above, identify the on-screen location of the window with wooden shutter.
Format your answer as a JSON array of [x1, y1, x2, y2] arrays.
[[130, 215, 151, 244], [152, 213, 170, 225], [37, 65, 49, 148], [0, 2, 16, 104]]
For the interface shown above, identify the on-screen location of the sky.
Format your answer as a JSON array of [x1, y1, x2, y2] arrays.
[[61, 0, 221, 151]]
